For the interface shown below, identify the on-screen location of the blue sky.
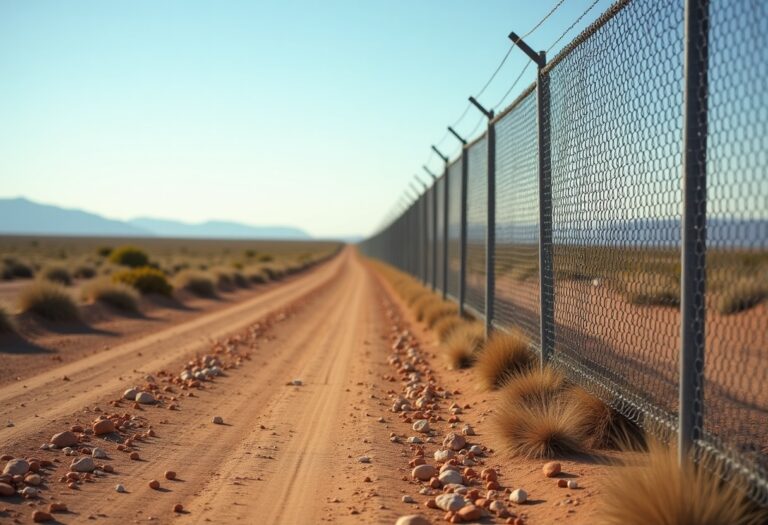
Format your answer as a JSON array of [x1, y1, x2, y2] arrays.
[[0, 0, 613, 238]]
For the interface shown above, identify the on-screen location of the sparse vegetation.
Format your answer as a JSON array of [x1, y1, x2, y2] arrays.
[[174, 271, 217, 298], [597, 440, 767, 525], [443, 322, 485, 369], [113, 267, 172, 296], [2, 257, 34, 280], [97, 246, 113, 257], [18, 281, 80, 322], [41, 265, 73, 286], [423, 301, 459, 328], [433, 315, 464, 342], [73, 264, 97, 279], [83, 279, 140, 312], [499, 367, 566, 406], [715, 277, 767, 315], [246, 267, 269, 284], [109, 246, 150, 268], [492, 394, 589, 459], [475, 330, 534, 390]]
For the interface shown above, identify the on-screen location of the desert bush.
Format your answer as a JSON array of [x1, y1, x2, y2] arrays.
[[18, 281, 80, 322], [113, 267, 172, 296], [475, 330, 534, 391], [258, 254, 274, 263], [443, 322, 485, 369], [597, 440, 766, 525], [2, 258, 34, 279], [260, 265, 286, 281], [424, 301, 459, 328], [41, 266, 73, 286], [175, 271, 217, 298], [621, 272, 680, 307], [492, 394, 589, 459], [499, 367, 566, 406], [0, 306, 15, 334], [231, 270, 249, 288], [434, 315, 464, 342], [568, 385, 621, 449], [82, 279, 140, 312], [109, 246, 150, 268], [413, 294, 438, 322], [246, 267, 269, 284], [73, 264, 97, 279], [715, 277, 767, 315], [97, 246, 113, 257]]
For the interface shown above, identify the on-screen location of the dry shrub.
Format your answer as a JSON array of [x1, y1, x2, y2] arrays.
[[568, 385, 621, 449], [113, 267, 172, 296], [2, 258, 34, 279], [73, 264, 97, 279], [41, 266, 72, 286], [475, 330, 534, 391], [424, 301, 459, 328], [0, 306, 15, 334], [18, 281, 80, 322], [597, 440, 767, 525], [715, 277, 767, 315], [413, 294, 438, 321], [622, 272, 680, 307], [499, 366, 566, 406], [434, 315, 464, 342], [109, 246, 150, 268], [443, 322, 485, 369], [492, 395, 589, 459], [174, 271, 217, 298], [246, 267, 269, 284], [82, 279, 140, 312]]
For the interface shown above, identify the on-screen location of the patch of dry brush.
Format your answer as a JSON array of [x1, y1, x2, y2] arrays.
[[83, 279, 140, 312], [443, 322, 485, 369], [18, 281, 80, 322], [475, 330, 534, 390]]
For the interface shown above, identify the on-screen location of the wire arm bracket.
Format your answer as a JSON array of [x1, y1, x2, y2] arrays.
[[468, 96, 494, 119], [509, 32, 545, 67], [447, 126, 467, 145]]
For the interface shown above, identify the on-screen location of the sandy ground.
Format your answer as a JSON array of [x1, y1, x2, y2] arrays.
[[0, 249, 614, 524]]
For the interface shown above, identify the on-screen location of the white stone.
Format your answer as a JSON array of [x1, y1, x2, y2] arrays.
[[115, 484, 126, 493], [567, 480, 579, 489], [435, 493, 466, 512], [433, 449, 454, 462], [438, 469, 463, 486], [412, 419, 430, 433], [401, 495, 415, 503], [509, 488, 528, 504], [123, 388, 138, 401], [70, 457, 96, 473], [135, 392, 155, 404], [3, 459, 30, 476], [91, 447, 108, 459]]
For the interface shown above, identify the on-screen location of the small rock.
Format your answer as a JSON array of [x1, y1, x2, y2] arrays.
[[123, 388, 138, 400], [70, 457, 96, 472], [457, 505, 483, 521], [115, 484, 126, 493], [509, 488, 528, 504], [401, 495, 415, 503], [24, 474, 42, 486], [395, 515, 431, 525], [438, 469, 463, 486], [435, 493, 466, 512], [3, 458, 30, 476], [542, 461, 561, 478], [135, 392, 156, 404], [148, 479, 160, 490], [51, 431, 78, 448], [48, 502, 68, 513], [412, 464, 437, 481], [173, 503, 184, 513], [212, 416, 224, 425], [291, 379, 303, 386], [93, 419, 116, 435], [557, 479, 568, 488], [433, 449, 454, 462], [442, 432, 466, 451], [567, 480, 579, 489], [461, 424, 475, 436], [92, 447, 108, 459], [412, 419, 430, 433], [0, 482, 15, 497], [358, 456, 371, 463], [21, 486, 38, 499], [32, 510, 52, 523], [165, 470, 176, 480]]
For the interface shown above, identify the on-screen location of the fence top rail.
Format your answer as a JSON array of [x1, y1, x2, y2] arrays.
[[466, 131, 488, 150], [492, 82, 536, 125], [542, 0, 631, 74]]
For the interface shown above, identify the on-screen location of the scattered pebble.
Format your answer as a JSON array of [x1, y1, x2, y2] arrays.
[[70, 457, 96, 473], [165, 470, 177, 480], [2, 458, 29, 476], [123, 388, 138, 400], [435, 493, 466, 512], [358, 456, 371, 463], [92, 447, 108, 459], [212, 416, 224, 425], [401, 495, 415, 504], [173, 503, 184, 513], [395, 515, 431, 525], [51, 431, 78, 448], [542, 461, 561, 478], [31, 510, 52, 523], [412, 419, 430, 433], [115, 484, 126, 493], [93, 419, 116, 435], [148, 479, 160, 490], [411, 464, 437, 481], [135, 392, 156, 404], [509, 488, 528, 504], [567, 480, 579, 489]]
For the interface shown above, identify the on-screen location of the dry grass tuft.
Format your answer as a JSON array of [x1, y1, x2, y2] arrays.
[[175, 271, 217, 298], [424, 301, 459, 328], [499, 366, 566, 405], [597, 440, 767, 525], [41, 266, 73, 286], [0, 306, 15, 334], [568, 385, 621, 449], [475, 330, 534, 390], [492, 394, 589, 459], [434, 315, 464, 342], [82, 279, 140, 312], [18, 281, 80, 322], [413, 294, 438, 322], [443, 322, 485, 369]]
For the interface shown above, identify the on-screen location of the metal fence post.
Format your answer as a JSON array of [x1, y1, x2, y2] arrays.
[[679, 0, 708, 463], [469, 96, 496, 339], [459, 149, 468, 315], [537, 52, 554, 369], [442, 166, 449, 300]]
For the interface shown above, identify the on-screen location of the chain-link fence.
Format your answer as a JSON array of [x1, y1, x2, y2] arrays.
[[360, 0, 767, 505]]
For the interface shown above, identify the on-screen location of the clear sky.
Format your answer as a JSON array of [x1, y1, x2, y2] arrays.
[[0, 0, 613, 239]]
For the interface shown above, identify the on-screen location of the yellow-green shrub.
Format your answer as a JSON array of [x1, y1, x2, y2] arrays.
[[109, 246, 150, 268], [113, 267, 172, 296]]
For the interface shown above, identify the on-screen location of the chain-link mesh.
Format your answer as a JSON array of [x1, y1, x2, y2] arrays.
[[703, 0, 768, 502], [546, 0, 684, 430], [494, 88, 540, 346], [466, 136, 488, 316], [359, 0, 768, 504], [447, 159, 462, 300], [435, 175, 446, 294]]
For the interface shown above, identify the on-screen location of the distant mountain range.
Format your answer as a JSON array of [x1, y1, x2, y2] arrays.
[[0, 197, 312, 240]]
